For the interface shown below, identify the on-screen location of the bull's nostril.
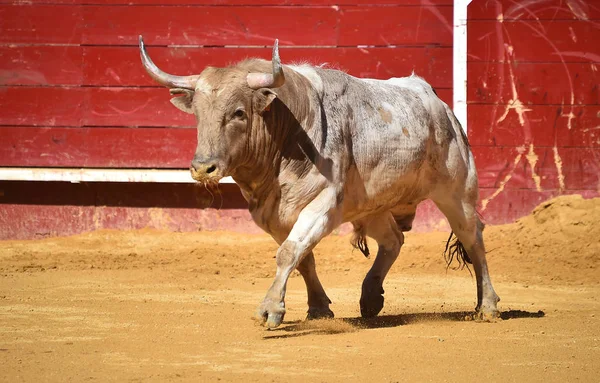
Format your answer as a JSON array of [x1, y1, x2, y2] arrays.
[[206, 165, 216, 174]]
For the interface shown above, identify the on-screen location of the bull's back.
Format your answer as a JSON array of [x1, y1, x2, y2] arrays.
[[341, 75, 449, 212]]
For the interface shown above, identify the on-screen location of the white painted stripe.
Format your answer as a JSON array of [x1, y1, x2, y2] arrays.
[[453, 0, 472, 134], [0, 168, 235, 184]]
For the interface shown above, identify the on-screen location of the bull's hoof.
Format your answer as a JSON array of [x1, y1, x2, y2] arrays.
[[254, 301, 286, 329], [265, 311, 285, 328], [307, 307, 334, 320], [359, 287, 385, 318], [473, 309, 501, 322]]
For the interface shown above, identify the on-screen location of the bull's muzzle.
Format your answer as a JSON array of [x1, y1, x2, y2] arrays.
[[190, 158, 220, 183]]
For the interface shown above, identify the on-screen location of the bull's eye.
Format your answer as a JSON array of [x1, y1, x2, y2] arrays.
[[233, 108, 246, 119]]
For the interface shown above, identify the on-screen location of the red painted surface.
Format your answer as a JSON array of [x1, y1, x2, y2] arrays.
[[0, 4, 452, 46], [0, 127, 196, 168], [467, 0, 600, 218], [0, 86, 453, 130], [0, 46, 453, 87], [468, 21, 599, 63], [468, 104, 600, 147], [1, 0, 599, 239], [473, 146, 600, 191], [468, 62, 600, 105], [468, 1, 600, 20], [337, 5, 453, 46], [0, 181, 451, 240]]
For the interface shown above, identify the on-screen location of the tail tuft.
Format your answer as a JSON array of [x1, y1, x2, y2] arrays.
[[444, 232, 472, 274], [351, 228, 370, 258]]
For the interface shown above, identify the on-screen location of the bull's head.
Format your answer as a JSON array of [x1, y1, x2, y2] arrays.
[[139, 36, 285, 184]]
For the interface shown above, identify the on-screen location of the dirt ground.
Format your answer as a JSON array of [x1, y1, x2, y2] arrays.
[[1, 194, 599, 382]]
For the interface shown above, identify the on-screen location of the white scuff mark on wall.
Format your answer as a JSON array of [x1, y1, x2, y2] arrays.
[[568, 26, 578, 42], [496, 98, 532, 125], [525, 143, 542, 191], [583, 125, 600, 132], [566, 0, 590, 20], [496, 44, 532, 126], [553, 146, 566, 192], [481, 149, 524, 211], [506, 44, 514, 56], [560, 97, 577, 130]]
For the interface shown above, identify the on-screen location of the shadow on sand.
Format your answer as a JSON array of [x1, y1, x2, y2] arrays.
[[263, 309, 545, 340]]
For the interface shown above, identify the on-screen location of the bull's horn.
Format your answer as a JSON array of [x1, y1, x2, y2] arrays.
[[139, 35, 199, 89], [247, 39, 286, 89]]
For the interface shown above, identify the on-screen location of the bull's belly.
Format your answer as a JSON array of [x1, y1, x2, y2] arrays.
[[341, 163, 431, 223]]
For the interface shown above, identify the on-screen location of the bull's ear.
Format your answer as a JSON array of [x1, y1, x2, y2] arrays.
[[254, 88, 278, 115], [169, 88, 195, 114]]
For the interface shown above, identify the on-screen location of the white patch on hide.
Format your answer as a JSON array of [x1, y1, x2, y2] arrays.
[[289, 65, 324, 94]]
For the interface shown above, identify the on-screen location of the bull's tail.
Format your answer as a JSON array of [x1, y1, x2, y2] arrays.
[[443, 232, 472, 275], [350, 224, 370, 258]]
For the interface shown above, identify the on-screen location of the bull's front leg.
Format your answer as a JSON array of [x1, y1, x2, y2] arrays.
[[254, 188, 340, 329]]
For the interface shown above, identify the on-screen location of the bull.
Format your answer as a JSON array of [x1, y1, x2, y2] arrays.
[[139, 37, 500, 328]]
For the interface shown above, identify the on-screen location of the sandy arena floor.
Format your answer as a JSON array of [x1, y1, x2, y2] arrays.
[[1, 195, 599, 382]]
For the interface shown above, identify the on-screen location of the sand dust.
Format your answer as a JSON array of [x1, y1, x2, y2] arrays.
[[1, 195, 599, 381]]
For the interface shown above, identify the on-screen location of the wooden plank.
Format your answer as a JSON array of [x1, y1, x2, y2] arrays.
[[0, 5, 456, 47], [468, 62, 600, 105], [0, 127, 196, 168], [468, 0, 600, 21], [0, 180, 246, 208], [0, 87, 86, 126], [472, 145, 600, 191], [0, 45, 452, 87], [85, 87, 196, 127], [0, 46, 83, 86], [0, 5, 83, 44], [338, 5, 453, 46], [467, 104, 600, 148], [83, 46, 453, 87], [467, 20, 600, 63], [0, 181, 255, 240], [0, 86, 452, 127], [0, 203, 260, 240], [0, 87, 195, 127], [82, 6, 338, 46], [0, 4, 337, 46]]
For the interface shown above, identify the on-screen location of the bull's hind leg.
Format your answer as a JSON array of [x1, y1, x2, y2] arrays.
[[432, 192, 500, 320], [355, 212, 404, 318], [296, 251, 334, 319]]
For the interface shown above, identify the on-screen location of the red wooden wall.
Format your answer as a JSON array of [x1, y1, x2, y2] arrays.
[[0, 0, 454, 239], [0, 0, 598, 239], [467, 0, 600, 224], [0, 0, 453, 169]]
